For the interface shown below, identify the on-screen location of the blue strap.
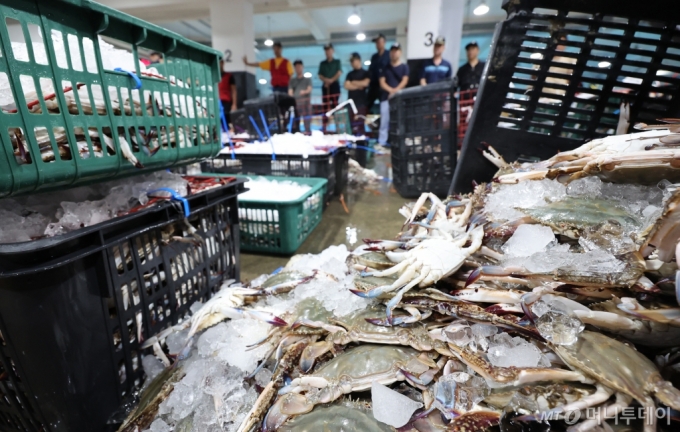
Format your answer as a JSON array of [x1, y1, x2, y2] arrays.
[[288, 113, 294, 133], [147, 188, 190, 217], [219, 103, 235, 159], [271, 266, 284, 275], [248, 115, 264, 141], [114, 68, 142, 89], [259, 109, 276, 161]]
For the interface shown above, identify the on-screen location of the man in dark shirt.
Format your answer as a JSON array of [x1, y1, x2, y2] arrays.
[[367, 34, 390, 113], [319, 43, 342, 132], [420, 36, 453, 85], [456, 41, 485, 90], [344, 52, 371, 134], [378, 44, 409, 144]]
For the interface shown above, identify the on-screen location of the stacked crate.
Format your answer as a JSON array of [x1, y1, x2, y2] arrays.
[[388, 80, 457, 198]]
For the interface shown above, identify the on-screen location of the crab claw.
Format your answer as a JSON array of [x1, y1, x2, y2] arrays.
[[465, 267, 482, 287], [245, 309, 288, 327], [400, 368, 436, 386], [299, 341, 333, 373], [263, 394, 310, 431], [350, 285, 393, 298]]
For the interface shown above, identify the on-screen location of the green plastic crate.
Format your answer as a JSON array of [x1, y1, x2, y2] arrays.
[[0, 0, 222, 198], [235, 175, 327, 255]]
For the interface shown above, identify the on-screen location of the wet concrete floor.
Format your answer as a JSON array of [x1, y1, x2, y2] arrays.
[[239, 154, 408, 282]]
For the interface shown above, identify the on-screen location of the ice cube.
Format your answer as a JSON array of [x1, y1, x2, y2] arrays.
[[487, 337, 542, 368], [502, 224, 555, 258], [536, 311, 585, 345], [434, 372, 489, 416], [250, 274, 270, 288], [254, 368, 273, 388], [141, 355, 165, 382], [566, 177, 602, 198], [471, 324, 498, 339], [165, 328, 190, 355], [146, 418, 172, 432], [371, 381, 423, 428]]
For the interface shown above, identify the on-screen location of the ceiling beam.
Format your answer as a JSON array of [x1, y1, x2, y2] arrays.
[[254, 0, 403, 14], [285, 0, 329, 42]]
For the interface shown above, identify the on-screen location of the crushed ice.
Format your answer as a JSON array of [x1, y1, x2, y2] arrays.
[[238, 177, 312, 202], [0, 171, 187, 243]]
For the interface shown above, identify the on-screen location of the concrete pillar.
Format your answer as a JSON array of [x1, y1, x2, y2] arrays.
[[406, 0, 465, 64], [210, 0, 254, 73], [439, 0, 465, 69]]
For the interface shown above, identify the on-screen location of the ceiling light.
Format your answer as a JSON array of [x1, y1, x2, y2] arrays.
[[598, 61, 611, 68], [304, 72, 312, 78], [264, 39, 274, 47], [473, 1, 489, 15], [530, 53, 543, 59], [356, 33, 366, 41], [364, 60, 371, 66], [259, 78, 267, 85]]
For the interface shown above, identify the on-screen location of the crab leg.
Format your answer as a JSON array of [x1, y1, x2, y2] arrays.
[[566, 392, 634, 432]]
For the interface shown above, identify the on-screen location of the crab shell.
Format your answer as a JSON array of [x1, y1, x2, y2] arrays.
[[264, 344, 437, 430], [552, 331, 680, 415], [277, 403, 393, 432]]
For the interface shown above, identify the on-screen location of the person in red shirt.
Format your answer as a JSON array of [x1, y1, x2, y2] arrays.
[[219, 59, 237, 127], [243, 41, 293, 93]]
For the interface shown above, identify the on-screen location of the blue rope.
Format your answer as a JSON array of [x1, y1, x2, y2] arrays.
[[248, 115, 264, 141], [259, 109, 276, 161]]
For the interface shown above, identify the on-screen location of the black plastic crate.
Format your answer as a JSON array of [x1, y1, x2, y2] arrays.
[[392, 153, 454, 198], [244, 93, 297, 135], [202, 148, 348, 204], [452, 0, 680, 193], [389, 80, 457, 135], [0, 178, 245, 432], [230, 108, 250, 135]]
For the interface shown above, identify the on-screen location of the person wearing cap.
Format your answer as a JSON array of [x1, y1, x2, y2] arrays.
[[243, 41, 293, 93], [289, 60, 313, 133], [378, 43, 409, 144], [344, 52, 371, 134], [318, 43, 342, 131], [419, 36, 453, 85], [367, 33, 390, 113], [218, 58, 238, 129], [456, 41, 485, 90]]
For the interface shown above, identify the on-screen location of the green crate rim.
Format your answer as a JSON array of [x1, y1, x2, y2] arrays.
[[210, 174, 327, 254]]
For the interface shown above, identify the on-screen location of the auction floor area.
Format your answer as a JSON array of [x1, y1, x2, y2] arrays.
[[240, 154, 406, 281]]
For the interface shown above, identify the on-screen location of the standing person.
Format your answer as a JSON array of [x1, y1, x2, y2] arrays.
[[419, 37, 453, 85], [243, 41, 293, 93], [456, 41, 485, 90], [288, 60, 313, 133], [378, 43, 409, 145], [318, 43, 342, 132], [367, 34, 390, 113], [344, 52, 371, 135], [218, 59, 238, 129]]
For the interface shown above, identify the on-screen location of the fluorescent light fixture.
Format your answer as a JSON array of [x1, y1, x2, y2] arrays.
[[356, 33, 366, 41], [304, 72, 312, 78], [530, 52, 543, 59], [473, 1, 489, 15], [364, 60, 371, 66], [598, 61, 611, 68], [348, 13, 361, 25], [259, 78, 267, 85], [264, 39, 274, 47]]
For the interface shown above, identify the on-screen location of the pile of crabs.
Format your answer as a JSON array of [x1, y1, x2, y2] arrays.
[[122, 123, 680, 432]]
